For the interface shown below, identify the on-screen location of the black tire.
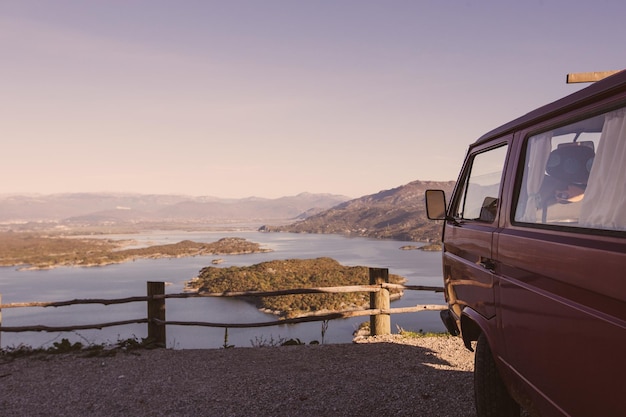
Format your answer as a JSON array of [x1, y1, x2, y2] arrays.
[[474, 333, 520, 417]]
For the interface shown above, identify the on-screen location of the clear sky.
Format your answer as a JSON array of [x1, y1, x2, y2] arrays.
[[1, 1, 624, 198]]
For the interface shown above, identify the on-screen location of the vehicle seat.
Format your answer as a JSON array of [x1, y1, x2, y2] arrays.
[[545, 142, 595, 184], [540, 142, 595, 221]]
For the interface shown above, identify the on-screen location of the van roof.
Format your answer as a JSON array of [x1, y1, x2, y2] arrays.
[[475, 70, 626, 145]]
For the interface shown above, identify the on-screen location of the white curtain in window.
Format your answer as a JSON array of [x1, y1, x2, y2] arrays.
[[579, 108, 626, 230], [519, 132, 553, 222]]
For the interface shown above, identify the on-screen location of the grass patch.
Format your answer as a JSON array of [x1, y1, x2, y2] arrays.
[[0, 336, 158, 359], [396, 325, 449, 338]]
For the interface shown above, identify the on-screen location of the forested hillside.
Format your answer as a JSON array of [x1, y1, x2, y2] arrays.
[[260, 180, 455, 242]]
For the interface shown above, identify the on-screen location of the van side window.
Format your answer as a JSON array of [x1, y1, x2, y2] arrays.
[[514, 106, 626, 232], [454, 145, 508, 222]]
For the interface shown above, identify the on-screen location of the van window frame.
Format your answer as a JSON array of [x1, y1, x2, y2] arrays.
[[450, 141, 510, 225], [510, 103, 626, 238]]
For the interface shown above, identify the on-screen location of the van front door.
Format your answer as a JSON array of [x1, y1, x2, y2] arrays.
[[444, 143, 509, 334]]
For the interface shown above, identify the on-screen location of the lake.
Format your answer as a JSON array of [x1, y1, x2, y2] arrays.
[[0, 231, 447, 349]]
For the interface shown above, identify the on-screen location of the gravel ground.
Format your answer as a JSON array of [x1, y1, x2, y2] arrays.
[[0, 335, 476, 417]]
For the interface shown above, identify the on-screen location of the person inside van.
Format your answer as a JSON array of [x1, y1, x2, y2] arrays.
[[517, 108, 626, 230]]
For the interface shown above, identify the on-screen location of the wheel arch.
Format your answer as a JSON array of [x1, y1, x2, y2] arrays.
[[460, 308, 493, 352]]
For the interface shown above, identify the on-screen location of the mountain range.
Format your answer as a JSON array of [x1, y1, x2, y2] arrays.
[[0, 192, 348, 225], [260, 180, 455, 242], [0, 180, 455, 241]]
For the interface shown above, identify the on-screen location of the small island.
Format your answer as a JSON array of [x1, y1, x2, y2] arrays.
[[0, 233, 271, 270], [185, 257, 406, 318], [399, 243, 442, 251]]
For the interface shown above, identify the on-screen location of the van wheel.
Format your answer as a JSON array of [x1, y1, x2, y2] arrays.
[[474, 333, 520, 417]]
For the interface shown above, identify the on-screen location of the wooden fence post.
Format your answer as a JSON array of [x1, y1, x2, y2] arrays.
[[369, 268, 390, 336], [147, 282, 166, 347]]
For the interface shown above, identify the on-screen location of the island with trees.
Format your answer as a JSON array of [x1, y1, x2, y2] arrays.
[[185, 257, 406, 318]]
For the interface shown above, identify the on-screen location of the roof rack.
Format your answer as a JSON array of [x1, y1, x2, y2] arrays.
[[566, 70, 621, 84]]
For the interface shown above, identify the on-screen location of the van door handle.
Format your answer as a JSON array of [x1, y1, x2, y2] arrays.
[[479, 258, 496, 273]]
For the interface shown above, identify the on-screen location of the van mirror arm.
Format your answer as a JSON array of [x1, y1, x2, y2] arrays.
[[445, 215, 462, 226], [425, 189, 462, 225]]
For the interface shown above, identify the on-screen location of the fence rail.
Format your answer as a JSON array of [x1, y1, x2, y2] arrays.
[[0, 268, 446, 347]]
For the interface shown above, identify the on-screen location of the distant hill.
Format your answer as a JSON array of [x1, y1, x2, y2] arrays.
[[259, 180, 456, 242], [0, 192, 350, 231]]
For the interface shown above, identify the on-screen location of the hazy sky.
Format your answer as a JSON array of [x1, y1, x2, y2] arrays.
[[2, 1, 624, 198]]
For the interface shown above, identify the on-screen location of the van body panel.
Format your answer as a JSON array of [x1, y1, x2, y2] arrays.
[[498, 228, 626, 308], [442, 247, 495, 319], [496, 228, 626, 417], [431, 70, 626, 416], [496, 356, 570, 417]]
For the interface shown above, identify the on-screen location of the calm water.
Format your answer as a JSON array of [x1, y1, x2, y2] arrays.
[[0, 231, 446, 349]]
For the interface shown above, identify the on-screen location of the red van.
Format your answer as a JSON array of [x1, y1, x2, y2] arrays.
[[426, 71, 626, 417]]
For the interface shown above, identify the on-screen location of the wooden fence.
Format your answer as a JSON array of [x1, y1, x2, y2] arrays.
[[0, 268, 446, 347]]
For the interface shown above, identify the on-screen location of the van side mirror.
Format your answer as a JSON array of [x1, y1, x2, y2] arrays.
[[425, 189, 447, 220]]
